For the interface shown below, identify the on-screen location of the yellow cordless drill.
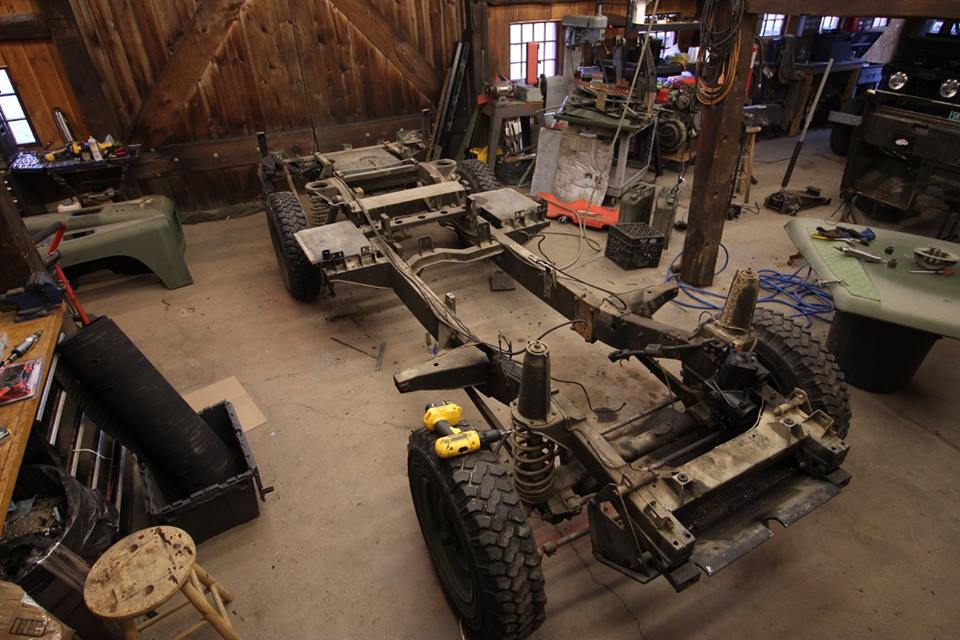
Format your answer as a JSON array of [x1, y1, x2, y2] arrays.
[[422, 401, 505, 459]]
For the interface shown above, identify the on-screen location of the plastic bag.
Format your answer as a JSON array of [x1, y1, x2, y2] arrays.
[[2, 465, 118, 581]]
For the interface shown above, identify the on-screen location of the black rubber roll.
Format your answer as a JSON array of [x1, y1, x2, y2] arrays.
[[57, 317, 242, 493]]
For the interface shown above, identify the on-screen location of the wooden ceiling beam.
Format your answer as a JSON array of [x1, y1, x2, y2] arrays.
[[743, 1, 960, 19], [131, 113, 423, 177], [0, 13, 50, 41]]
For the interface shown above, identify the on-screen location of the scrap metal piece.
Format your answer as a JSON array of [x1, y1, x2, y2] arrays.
[[394, 346, 492, 393], [295, 221, 373, 265], [689, 473, 845, 576], [468, 188, 542, 227]]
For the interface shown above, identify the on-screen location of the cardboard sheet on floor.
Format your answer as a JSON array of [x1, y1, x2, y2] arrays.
[[0, 581, 75, 639], [184, 376, 267, 432]]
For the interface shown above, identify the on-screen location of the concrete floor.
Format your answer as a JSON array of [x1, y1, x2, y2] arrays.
[[77, 130, 959, 639]]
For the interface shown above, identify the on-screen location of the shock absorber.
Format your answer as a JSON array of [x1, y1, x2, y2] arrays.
[[511, 341, 559, 505], [697, 268, 761, 349], [305, 188, 328, 227]]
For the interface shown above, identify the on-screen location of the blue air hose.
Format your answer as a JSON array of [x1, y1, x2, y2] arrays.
[[664, 244, 834, 325]]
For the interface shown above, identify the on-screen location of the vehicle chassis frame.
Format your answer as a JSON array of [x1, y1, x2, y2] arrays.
[[259, 133, 850, 592]]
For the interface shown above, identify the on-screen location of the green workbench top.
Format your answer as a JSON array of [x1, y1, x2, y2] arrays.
[[784, 219, 960, 339]]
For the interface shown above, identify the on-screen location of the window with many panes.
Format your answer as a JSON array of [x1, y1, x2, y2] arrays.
[[858, 16, 889, 30], [0, 69, 36, 145], [650, 30, 677, 49], [509, 21, 558, 81], [819, 16, 841, 33], [760, 13, 785, 37], [925, 19, 958, 35]]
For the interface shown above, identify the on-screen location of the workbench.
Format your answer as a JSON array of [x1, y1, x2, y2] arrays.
[[0, 306, 64, 535], [7, 150, 140, 215], [482, 100, 543, 170], [785, 219, 959, 392]]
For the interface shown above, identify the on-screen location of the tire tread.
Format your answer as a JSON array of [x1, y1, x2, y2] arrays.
[[753, 308, 852, 437], [408, 429, 545, 640], [265, 191, 321, 301]]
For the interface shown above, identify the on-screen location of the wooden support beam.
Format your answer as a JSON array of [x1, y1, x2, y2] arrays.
[[132, 113, 423, 179], [680, 13, 758, 287], [743, 0, 960, 18], [467, 0, 488, 97], [38, 0, 120, 139], [127, 0, 246, 145], [329, 0, 442, 99], [0, 13, 49, 41], [0, 179, 42, 292]]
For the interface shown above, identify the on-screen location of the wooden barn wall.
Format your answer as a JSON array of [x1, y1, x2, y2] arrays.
[[0, 0, 711, 212], [69, 0, 462, 144], [0, 0, 88, 149], [59, 0, 462, 210]]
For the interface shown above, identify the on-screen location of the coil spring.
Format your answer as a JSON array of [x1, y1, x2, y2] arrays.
[[511, 427, 557, 504], [304, 184, 328, 227]]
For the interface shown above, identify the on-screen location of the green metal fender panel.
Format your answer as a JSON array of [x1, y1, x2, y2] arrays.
[[784, 218, 960, 339], [23, 196, 193, 290]]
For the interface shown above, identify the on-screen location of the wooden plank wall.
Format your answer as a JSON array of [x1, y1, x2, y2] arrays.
[[69, 0, 461, 144], [67, 0, 462, 210], [2, 0, 706, 212], [67, 0, 198, 138], [0, 0, 87, 149], [0, 0, 462, 210]]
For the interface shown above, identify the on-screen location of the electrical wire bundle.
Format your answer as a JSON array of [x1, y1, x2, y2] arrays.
[[664, 245, 835, 325], [696, 0, 745, 105]]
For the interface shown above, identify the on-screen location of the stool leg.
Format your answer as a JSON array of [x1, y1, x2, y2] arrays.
[[192, 569, 229, 622], [122, 619, 139, 640], [182, 580, 240, 640], [744, 133, 756, 203], [194, 563, 234, 603]]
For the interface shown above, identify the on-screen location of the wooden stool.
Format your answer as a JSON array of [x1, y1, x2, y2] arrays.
[[84, 526, 240, 640]]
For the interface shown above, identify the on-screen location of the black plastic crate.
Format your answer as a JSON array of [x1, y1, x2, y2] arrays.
[[605, 221, 665, 269], [139, 401, 268, 543]]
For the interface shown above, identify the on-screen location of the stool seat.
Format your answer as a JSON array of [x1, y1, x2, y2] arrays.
[[84, 526, 239, 639], [85, 526, 196, 620]]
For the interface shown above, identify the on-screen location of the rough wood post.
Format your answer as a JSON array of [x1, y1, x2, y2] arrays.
[[680, 12, 758, 287], [0, 184, 41, 291], [468, 0, 488, 98]]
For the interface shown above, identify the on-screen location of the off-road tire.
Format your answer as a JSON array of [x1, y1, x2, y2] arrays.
[[752, 308, 852, 437], [407, 429, 546, 640], [495, 159, 532, 186], [265, 191, 322, 302], [458, 159, 502, 194]]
